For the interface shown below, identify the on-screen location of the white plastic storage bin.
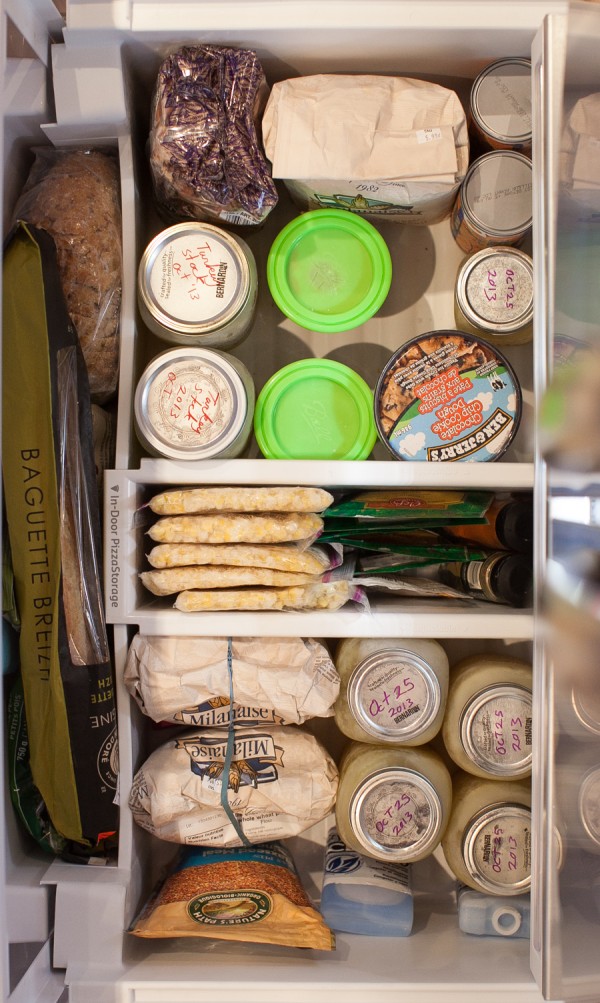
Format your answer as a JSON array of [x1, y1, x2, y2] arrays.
[[2, 2, 600, 1002]]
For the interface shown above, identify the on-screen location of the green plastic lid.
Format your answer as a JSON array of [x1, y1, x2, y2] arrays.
[[254, 358, 377, 460], [267, 209, 393, 333]]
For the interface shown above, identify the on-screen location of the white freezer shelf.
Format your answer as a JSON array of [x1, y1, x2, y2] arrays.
[[104, 461, 535, 633]]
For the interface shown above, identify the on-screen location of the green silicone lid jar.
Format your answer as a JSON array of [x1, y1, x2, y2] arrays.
[[267, 209, 392, 333], [254, 358, 377, 460]]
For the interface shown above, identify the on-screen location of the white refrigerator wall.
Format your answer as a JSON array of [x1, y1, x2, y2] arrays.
[[3, 2, 599, 1002]]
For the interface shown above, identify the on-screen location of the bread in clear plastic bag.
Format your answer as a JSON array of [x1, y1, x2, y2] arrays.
[[13, 148, 122, 404], [149, 45, 279, 227]]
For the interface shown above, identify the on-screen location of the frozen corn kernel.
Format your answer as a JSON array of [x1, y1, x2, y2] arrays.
[[147, 512, 323, 544], [146, 542, 331, 574], [174, 580, 356, 611], [147, 486, 334, 515], [140, 565, 321, 596]]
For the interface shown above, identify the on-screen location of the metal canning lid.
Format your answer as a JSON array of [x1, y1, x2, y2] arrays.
[[460, 152, 532, 238], [471, 58, 532, 147], [134, 347, 252, 460], [460, 684, 533, 777], [254, 358, 377, 460], [456, 247, 533, 334], [463, 803, 532, 894], [138, 222, 253, 339], [266, 209, 392, 333], [571, 686, 600, 738], [374, 330, 522, 462], [349, 767, 443, 861], [579, 765, 600, 848], [347, 649, 442, 742]]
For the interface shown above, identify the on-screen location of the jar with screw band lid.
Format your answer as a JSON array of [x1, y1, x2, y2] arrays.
[[134, 346, 255, 460], [451, 151, 532, 254], [335, 742, 452, 863], [138, 221, 258, 349], [442, 653, 533, 780], [469, 58, 532, 154], [454, 246, 533, 345], [334, 638, 449, 746], [441, 771, 532, 896]]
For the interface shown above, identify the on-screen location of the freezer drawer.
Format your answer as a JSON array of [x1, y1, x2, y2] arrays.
[[3, 2, 599, 1002]]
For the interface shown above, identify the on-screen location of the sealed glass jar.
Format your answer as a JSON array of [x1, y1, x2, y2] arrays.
[[451, 152, 532, 254], [134, 347, 255, 460], [138, 222, 258, 349], [334, 638, 449, 746], [454, 246, 533, 345], [442, 653, 533, 780], [441, 771, 532, 895], [335, 741, 452, 863]]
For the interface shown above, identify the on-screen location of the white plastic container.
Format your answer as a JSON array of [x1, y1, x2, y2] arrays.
[[320, 826, 413, 936], [333, 637, 449, 746], [457, 884, 530, 938]]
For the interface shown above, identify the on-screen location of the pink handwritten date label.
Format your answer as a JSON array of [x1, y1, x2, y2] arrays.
[[466, 686, 532, 774], [354, 656, 435, 738], [148, 362, 234, 448], [151, 234, 239, 324], [466, 253, 532, 326], [470, 807, 532, 890], [361, 779, 433, 850]]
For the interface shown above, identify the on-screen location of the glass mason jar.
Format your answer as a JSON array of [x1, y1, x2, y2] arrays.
[[334, 637, 449, 746]]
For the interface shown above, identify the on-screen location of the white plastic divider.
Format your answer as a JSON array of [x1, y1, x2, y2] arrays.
[[103, 461, 535, 637]]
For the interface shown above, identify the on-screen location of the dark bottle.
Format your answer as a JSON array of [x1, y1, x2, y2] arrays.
[[444, 497, 533, 554], [439, 552, 533, 608]]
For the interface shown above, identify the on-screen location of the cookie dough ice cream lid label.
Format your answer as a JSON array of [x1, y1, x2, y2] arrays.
[[374, 330, 521, 462]]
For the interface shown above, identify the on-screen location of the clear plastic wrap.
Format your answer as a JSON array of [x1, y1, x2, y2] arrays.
[[149, 45, 279, 226], [13, 148, 122, 404]]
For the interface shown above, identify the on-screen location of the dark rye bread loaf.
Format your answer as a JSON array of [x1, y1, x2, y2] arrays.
[[14, 148, 122, 403]]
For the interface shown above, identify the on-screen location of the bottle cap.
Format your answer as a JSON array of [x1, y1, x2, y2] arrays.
[[489, 553, 533, 607], [498, 501, 534, 553], [267, 209, 392, 333], [491, 905, 522, 936], [254, 358, 377, 460]]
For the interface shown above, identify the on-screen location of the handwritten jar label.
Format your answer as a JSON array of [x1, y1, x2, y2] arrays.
[[349, 651, 439, 741], [467, 805, 532, 893], [357, 777, 434, 853], [150, 232, 241, 324], [133, 346, 255, 461], [462, 685, 533, 777], [463, 252, 533, 326], [146, 359, 235, 449]]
